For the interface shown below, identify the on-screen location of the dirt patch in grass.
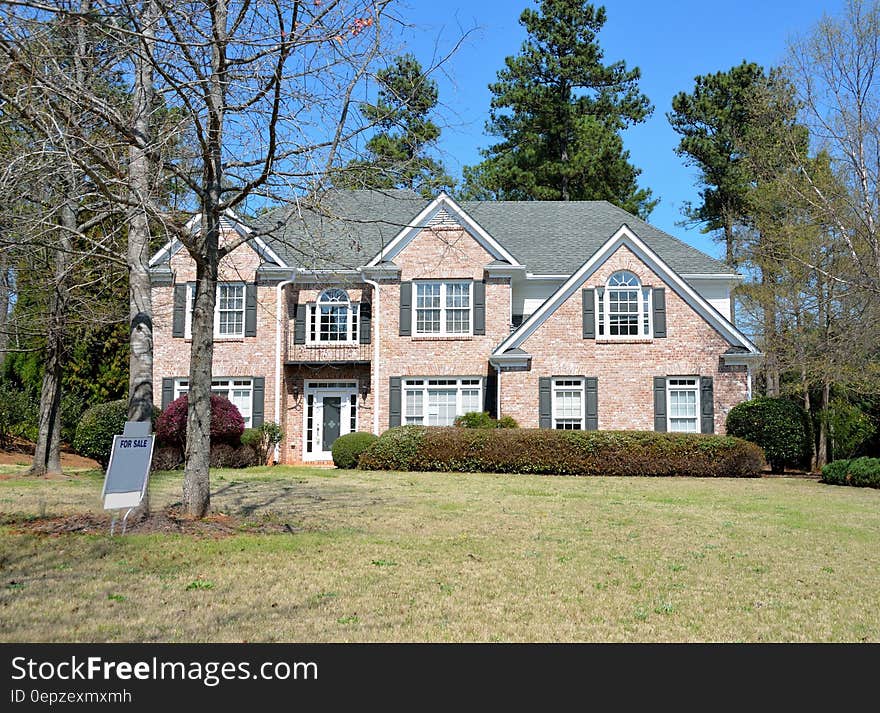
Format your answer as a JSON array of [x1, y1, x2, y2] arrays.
[[0, 443, 99, 470], [5, 506, 298, 537]]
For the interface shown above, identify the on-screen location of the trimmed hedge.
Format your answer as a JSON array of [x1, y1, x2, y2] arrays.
[[726, 397, 811, 473], [821, 457, 880, 488], [150, 443, 260, 471], [359, 427, 765, 478], [332, 432, 379, 469], [73, 400, 160, 468]]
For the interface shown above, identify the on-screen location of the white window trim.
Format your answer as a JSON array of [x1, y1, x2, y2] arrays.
[[412, 281, 474, 337], [551, 377, 586, 430], [185, 282, 246, 339], [666, 376, 700, 433], [595, 276, 653, 339], [402, 377, 483, 426], [173, 377, 254, 428], [305, 302, 360, 345]]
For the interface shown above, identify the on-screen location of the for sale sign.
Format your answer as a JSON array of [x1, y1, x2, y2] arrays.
[[101, 421, 154, 510]]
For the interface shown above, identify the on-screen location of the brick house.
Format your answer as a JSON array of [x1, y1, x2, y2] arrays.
[[149, 190, 761, 463]]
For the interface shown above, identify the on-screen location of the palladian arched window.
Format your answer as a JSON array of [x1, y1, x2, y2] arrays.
[[597, 270, 652, 338], [309, 288, 359, 343]]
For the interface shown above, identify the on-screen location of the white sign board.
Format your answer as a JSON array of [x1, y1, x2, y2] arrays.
[[102, 423, 154, 510]]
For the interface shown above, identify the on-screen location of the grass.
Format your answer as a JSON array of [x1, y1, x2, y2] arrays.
[[0, 464, 879, 642]]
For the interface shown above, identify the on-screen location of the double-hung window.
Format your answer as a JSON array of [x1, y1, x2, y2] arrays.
[[402, 378, 482, 425], [552, 378, 585, 430], [174, 377, 254, 427], [185, 282, 245, 339], [308, 288, 359, 343], [414, 281, 472, 336], [666, 377, 699, 433], [596, 271, 652, 338]]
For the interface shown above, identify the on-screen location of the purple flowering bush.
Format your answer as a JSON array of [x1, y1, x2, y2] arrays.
[[156, 394, 245, 447]]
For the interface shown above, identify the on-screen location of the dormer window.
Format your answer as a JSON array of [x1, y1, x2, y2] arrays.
[[597, 271, 652, 338], [308, 288, 359, 343]]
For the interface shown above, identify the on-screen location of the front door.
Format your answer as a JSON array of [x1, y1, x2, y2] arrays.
[[304, 381, 358, 461]]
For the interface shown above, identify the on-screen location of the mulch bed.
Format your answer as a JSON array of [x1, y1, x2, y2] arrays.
[[5, 506, 299, 537]]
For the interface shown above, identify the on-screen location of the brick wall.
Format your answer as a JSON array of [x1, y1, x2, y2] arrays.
[[500, 245, 748, 433], [152, 233, 280, 434]]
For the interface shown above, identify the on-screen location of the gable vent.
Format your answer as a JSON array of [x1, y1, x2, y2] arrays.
[[427, 208, 460, 227]]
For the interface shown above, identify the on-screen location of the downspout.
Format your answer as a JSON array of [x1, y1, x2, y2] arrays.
[[360, 273, 381, 435], [495, 364, 502, 418], [274, 272, 297, 462], [746, 363, 753, 401]]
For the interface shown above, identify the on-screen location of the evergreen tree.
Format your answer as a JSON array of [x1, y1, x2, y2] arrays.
[[339, 54, 453, 197], [462, 0, 654, 216]]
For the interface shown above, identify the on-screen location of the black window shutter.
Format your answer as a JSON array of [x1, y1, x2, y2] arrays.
[[293, 303, 306, 344], [653, 376, 667, 432], [484, 367, 497, 418], [359, 301, 372, 344], [399, 282, 412, 336], [653, 287, 667, 338], [473, 280, 486, 335], [582, 288, 595, 339], [172, 285, 186, 338], [161, 377, 174, 410], [700, 376, 715, 434], [245, 283, 257, 337], [584, 377, 598, 431], [539, 377, 552, 429], [389, 377, 402, 427], [251, 377, 265, 427]]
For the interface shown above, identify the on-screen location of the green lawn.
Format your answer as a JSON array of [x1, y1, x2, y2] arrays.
[[1, 464, 878, 642]]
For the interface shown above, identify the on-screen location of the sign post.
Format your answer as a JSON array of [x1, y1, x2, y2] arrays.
[[102, 421, 154, 535]]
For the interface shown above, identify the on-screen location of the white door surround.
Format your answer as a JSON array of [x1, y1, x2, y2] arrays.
[[303, 380, 358, 461]]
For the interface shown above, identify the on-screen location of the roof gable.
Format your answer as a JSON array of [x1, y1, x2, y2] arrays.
[[493, 225, 759, 355], [148, 209, 287, 268], [367, 193, 521, 267]]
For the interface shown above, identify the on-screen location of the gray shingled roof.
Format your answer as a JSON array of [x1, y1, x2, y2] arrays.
[[255, 190, 730, 275]]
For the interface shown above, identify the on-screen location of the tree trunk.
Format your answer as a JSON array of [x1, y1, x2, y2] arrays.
[[182, 252, 218, 517], [761, 266, 780, 397], [0, 256, 10, 372], [127, 0, 157, 521], [30, 202, 73, 476], [816, 380, 830, 470]]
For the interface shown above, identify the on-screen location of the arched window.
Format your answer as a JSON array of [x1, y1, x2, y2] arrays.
[[597, 271, 652, 338], [309, 288, 359, 342]]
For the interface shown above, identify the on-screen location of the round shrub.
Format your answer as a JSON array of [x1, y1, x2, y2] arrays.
[[497, 415, 519, 429], [821, 457, 880, 488], [725, 397, 811, 473], [454, 411, 497, 429], [155, 393, 245, 447], [73, 399, 160, 468], [331, 432, 379, 469]]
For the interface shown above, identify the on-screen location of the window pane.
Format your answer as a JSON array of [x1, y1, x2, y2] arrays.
[[446, 308, 469, 333], [405, 389, 424, 424], [318, 304, 349, 341], [461, 388, 481, 414], [668, 381, 698, 432], [416, 308, 441, 333], [217, 284, 245, 336], [427, 388, 457, 425], [446, 283, 470, 308], [416, 283, 440, 308]]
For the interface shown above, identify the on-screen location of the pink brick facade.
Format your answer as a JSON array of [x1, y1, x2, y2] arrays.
[[151, 198, 757, 464], [502, 245, 748, 432]]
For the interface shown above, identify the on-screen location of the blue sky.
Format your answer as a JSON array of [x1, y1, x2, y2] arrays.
[[394, 0, 845, 260]]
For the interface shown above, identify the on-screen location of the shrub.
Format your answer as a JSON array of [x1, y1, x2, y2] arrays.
[[73, 400, 160, 468], [151, 446, 184, 472], [821, 457, 880, 488], [359, 427, 765, 478], [332, 432, 379, 469], [243, 421, 283, 465], [825, 399, 876, 459], [0, 382, 38, 448], [725, 397, 811, 473], [454, 412, 520, 429], [155, 393, 245, 447]]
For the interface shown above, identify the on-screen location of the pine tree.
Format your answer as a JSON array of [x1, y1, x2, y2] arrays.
[[339, 54, 453, 197], [462, 0, 654, 216]]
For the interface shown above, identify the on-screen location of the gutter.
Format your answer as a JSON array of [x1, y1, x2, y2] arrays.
[[274, 271, 297, 462]]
